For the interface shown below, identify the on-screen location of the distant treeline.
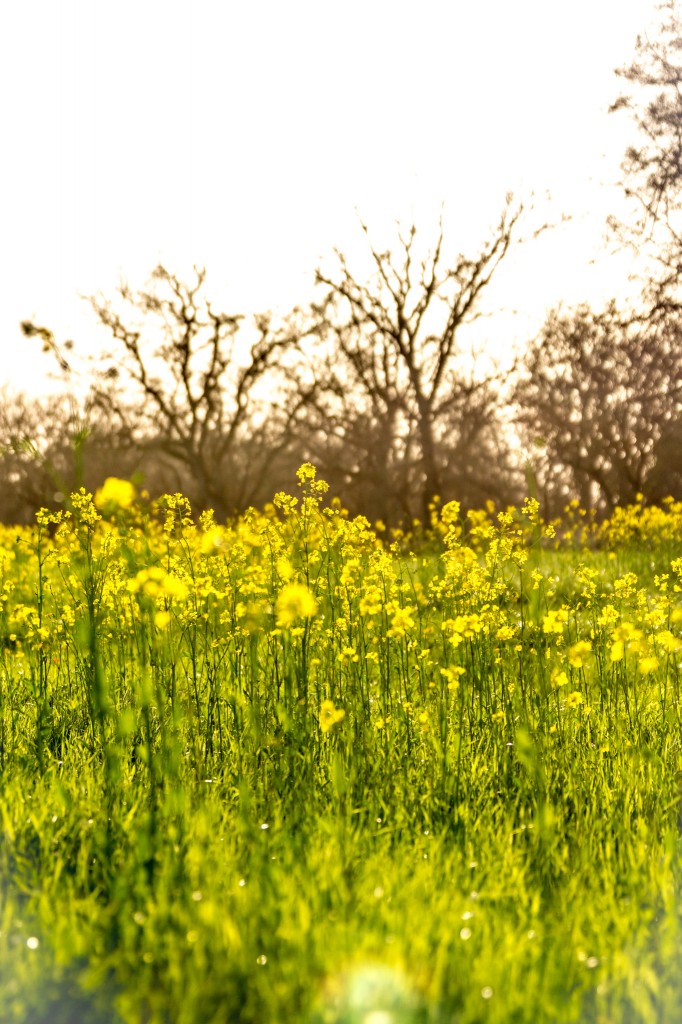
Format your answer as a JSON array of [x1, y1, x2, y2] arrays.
[[9, 0, 682, 525], [3, 259, 682, 527]]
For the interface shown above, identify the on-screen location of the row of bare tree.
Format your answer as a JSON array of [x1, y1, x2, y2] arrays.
[[4, 3, 682, 525], [5, 261, 682, 525]]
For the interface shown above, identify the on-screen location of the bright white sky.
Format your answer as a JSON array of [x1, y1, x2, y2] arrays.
[[0, 0, 661, 396]]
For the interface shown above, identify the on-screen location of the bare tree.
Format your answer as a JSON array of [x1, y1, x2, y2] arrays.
[[610, 0, 682, 315], [514, 303, 682, 514], [25, 266, 310, 516], [298, 199, 523, 523], [0, 390, 65, 522], [0, 388, 142, 523]]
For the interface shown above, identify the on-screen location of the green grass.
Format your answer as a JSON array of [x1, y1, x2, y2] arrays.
[[1, 481, 681, 1022]]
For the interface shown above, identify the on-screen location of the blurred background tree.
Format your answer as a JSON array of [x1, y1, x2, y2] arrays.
[[513, 304, 682, 514], [20, 267, 312, 519], [609, 0, 682, 318], [511, 0, 682, 518], [292, 198, 523, 523], [0, 387, 139, 523]]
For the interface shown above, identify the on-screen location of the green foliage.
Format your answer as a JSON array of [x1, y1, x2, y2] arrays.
[[0, 475, 682, 1022]]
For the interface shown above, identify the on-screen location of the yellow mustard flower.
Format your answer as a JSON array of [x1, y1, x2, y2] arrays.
[[568, 641, 592, 669], [319, 700, 345, 734], [94, 477, 136, 510], [657, 630, 681, 654], [386, 604, 416, 639], [552, 669, 569, 689], [542, 608, 569, 635], [276, 583, 317, 627]]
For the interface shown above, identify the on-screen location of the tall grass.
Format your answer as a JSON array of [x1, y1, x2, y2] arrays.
[[0, 470, 681, 1022]]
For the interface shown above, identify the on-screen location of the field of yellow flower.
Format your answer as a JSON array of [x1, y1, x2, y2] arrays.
[[1, 467, 682, 1022]]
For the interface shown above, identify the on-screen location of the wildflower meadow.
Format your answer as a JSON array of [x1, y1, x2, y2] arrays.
[[1, 466, 682, 1022]]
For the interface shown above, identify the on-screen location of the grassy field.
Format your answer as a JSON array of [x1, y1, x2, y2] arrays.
[[1, 467, 681, 1023]]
